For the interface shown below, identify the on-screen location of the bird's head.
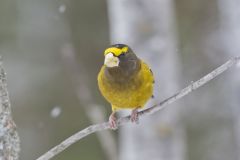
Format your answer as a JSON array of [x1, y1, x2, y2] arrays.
[[104, 44, 138, 69]]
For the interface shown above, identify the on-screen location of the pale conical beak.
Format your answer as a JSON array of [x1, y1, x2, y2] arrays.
[[104, 53, 119, 67]]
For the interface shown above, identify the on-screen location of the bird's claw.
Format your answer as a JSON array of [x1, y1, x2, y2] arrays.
[[130, 109, 139, 124], [109, 113, 118, 130]]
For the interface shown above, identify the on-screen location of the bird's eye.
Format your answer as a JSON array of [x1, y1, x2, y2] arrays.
[[118, 53, 125, 58]]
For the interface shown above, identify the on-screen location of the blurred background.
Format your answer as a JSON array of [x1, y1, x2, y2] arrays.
[[0, 0, 240, 160]]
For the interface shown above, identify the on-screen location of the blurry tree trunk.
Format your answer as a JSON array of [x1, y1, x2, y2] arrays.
[[107, 0, 186, 160], [61, 44, 117, 160], [175, 0, 239, 160], [218, 0, 240, 159], [0, 61, 20, 159], [16, 1, 114, 159]]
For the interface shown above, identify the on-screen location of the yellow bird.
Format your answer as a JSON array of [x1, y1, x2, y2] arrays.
[[98, 44, 154, 129]]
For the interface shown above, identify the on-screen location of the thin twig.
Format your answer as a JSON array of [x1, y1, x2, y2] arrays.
[[36, 57, 240, 160]]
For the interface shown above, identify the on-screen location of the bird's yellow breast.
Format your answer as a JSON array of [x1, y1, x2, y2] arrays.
[[98, 61, 154, 111]]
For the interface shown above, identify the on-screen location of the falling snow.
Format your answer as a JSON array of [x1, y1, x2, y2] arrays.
[[50, 106, 62, 118], [59, 4, 66, 13]]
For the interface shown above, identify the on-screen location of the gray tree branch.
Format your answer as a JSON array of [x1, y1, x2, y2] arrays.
[[36, 56, 240, 160], [0, 60, 20, 160]]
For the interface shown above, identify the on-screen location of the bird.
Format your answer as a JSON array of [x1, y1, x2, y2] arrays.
[[97, 44, 154, 129]]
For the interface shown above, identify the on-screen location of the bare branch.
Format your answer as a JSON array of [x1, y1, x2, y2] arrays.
[[36, 57, 240, 160]]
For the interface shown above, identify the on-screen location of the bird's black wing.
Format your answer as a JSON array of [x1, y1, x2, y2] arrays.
[[150, 68, 155, 98]]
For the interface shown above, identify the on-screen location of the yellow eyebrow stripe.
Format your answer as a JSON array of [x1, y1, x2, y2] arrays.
[[104, 47, 128, 56]]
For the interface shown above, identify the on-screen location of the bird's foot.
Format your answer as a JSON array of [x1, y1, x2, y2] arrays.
[[130, 108, 139, 124], [109, 112, 117, 130]]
